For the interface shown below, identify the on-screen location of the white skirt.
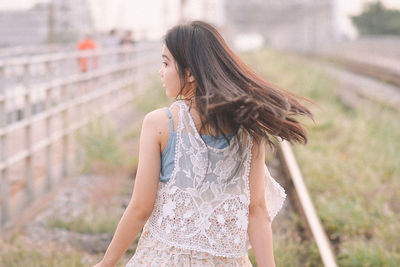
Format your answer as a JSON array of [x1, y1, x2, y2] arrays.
[[125, 224, 253, 267]]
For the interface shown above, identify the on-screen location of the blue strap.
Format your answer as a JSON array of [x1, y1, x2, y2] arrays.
[[164, 107, 174, 133]]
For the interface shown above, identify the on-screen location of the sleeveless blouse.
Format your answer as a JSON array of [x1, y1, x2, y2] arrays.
[[144, 100, 286, 258]]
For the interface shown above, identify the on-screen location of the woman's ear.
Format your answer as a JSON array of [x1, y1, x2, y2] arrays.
[[185, 69, 195, 83]]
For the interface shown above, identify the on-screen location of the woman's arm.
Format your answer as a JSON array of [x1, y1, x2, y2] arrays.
[[95, 110, 164, 267], [247, 140, 276, 267]]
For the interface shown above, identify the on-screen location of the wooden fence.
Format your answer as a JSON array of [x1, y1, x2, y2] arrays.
[[0, 42, 161, 227]]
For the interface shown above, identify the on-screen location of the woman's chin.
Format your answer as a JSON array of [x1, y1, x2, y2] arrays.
[[165, 91, 178, 99]]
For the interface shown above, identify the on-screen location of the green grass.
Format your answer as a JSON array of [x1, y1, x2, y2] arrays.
[[75, 116, 132, 174], [132, 74, 172, 114], [0, 236, 87, 267], [249, 240, 320, 267], [248, 207, 323, 266], [242, 48, 400, 266], [273, 213, 323, 267], [123, 73, 173, 151], [1, 250, 85, 267], [338, 239, 400, 267], [74, 74, 172, 175], [0, 235, 133, 266], [46, 208, 120, 235]]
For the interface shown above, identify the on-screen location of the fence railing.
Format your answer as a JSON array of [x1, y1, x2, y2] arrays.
[[0, 42, 161, 227], [0, 44, 77, 59]]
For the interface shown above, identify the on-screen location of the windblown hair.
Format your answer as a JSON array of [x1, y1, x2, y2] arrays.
[[164, 20, 315, 151]]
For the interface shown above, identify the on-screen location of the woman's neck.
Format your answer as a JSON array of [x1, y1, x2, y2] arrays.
[[182, 99, 233, 136]]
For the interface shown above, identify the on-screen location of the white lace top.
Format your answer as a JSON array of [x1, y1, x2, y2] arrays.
[[145, 100, 286, 258]]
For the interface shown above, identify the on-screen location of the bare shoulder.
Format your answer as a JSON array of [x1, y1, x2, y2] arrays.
[[143, 108, 168, 125], [142, 108, 170, 148]]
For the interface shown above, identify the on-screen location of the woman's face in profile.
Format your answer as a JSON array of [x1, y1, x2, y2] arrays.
[[159, 44, 181, 98]]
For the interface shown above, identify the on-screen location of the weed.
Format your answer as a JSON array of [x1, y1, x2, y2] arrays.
[[243, 47, 400, 265], [46, 208, 120, 235], [75, 116, 131, 174]]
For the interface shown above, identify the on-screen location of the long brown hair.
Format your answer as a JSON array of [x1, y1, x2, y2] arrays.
[[164, 20, 315, 151]]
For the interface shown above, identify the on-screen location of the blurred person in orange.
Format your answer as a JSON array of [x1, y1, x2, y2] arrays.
[[78, 33, 98, 72]]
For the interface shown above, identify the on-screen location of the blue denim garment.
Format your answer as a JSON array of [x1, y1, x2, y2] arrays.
[[160, 107, 233, 183]]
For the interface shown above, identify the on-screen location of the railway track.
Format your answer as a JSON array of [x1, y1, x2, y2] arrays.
[[319, 55, 400, 88], [267, 140, 338, 267], [262, 49, 400, 267], [301, 53, 400, 112], [268, 51, 400, 266]]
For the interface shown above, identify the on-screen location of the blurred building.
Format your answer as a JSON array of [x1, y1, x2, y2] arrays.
[[128, 0, 225, 41], [225, 0, 336, 53], [0, 0, 94, 47], [0, 4, 48, 47], [182, 0, 226, 28], [0, 0, 355, 53], [52, 0, 94, 42], [149, 0, 337, 53]]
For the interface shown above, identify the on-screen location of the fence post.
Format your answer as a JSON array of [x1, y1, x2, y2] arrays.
[[73, 79, 83, 174], [61, 84, 68, 178], [0, 64, 10, 225], [44, 61, 54, 190], [24, 62, 34, 204], [45, 87, 53, 191]]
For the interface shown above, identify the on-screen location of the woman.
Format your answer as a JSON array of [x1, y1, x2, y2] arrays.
[[94, 20, 314, 267]]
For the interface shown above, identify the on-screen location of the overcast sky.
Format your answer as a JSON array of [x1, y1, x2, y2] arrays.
[[1, 0, 400, 36]]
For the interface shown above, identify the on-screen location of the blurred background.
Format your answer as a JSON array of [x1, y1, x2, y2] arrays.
[[1, 0, 400, 50], [0, 0, 399, 266]]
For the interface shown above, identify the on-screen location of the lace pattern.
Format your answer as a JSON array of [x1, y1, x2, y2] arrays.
[[264, 164, 287, 221], [126, 223, 253, 266], [145, 100, 285, 258]]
